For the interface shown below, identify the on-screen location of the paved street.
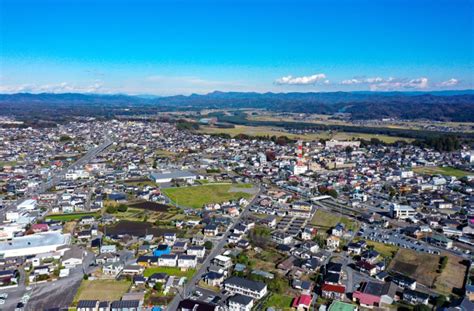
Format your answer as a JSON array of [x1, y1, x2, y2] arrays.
[[166, 185, 262, 310]]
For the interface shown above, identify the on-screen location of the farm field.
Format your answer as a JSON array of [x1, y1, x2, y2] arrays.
[[73, 279, 130, 303], [143, 267, 196, 279], [162, 183, 254, 209], [413, 166, 472, 178], [311, 209, 359, 232], [45, 212, 99, 222], [198, 125, 412, 143], [105, 220, 177, 237]]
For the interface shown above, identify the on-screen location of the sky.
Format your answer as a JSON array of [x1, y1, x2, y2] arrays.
[[0, 0, 473, 95]]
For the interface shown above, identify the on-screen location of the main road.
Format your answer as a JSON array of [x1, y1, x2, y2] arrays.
[[166, 185, 262, 311], [0, 137, 114, 223]]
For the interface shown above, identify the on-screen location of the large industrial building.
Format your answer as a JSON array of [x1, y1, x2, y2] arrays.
[[0, 232, 71, 258]]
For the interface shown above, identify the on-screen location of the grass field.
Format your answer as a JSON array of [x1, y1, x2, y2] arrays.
[[311, 209, 359, 232], [263, 293, 294, 311], [162, 183, 253, 209], [413, 166, 472, 178], [45, 212, 99, 221], [364, 240, 399, 258], [73, 279, 130, 303], [389, 248, 440, 288], [199, 125, 412, 143], [143, 267, 196, 279]]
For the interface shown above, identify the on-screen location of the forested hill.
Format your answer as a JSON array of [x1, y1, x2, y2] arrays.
[[1, 91, 474, 122]]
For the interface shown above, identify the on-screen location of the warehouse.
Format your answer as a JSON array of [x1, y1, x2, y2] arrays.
[[0, 232, 71, 258], [150, 170, 197, 184]]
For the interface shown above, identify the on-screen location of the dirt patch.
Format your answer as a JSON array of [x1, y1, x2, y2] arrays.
[[435, 253, 469, 295], [105, 220, 177, 237], [389, 248, 440, 287]]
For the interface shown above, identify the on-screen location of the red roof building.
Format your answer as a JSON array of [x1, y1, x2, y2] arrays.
[[292, 294, 312, 311]]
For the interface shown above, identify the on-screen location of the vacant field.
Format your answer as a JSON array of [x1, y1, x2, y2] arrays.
[[263, 293, 294, 311], [435, 253, 469, 295], [389, 248, 440, 288], [144, 267, 196, 279], [199, 125, 412, 143], [311, 209, 359, 232], [413, 166, 472, 178], [162, 183, 253, 209], [45, 212, 99, 222], [364, 240, 399, 258], [73, 279, 130, 303], [123, 178, 156, 187]]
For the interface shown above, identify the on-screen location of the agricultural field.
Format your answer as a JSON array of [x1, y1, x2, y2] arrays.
[[143, 267, 196, 279], [73, 279, 130, 303], [198, 125, 412, 143], [162, 183, 254, 209], [105, 220, 177, 237], [45, 212, 99, 222], [413, 166, 472, 178], [311, 209, 359, 232]]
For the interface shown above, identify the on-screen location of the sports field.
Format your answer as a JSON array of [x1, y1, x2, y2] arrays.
[[413, 166, 472, 178]]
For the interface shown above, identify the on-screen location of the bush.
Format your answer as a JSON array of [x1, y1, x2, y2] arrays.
[[106, 206, 117, 214]]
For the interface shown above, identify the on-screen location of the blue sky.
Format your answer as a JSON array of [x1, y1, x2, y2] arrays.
[[1, 0, 473, 95]]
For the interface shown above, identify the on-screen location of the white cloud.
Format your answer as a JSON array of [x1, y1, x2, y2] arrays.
[[275, 74, 327, 85], [0, 81, 104, 94], [439, 78, 459, 87], [369, 77, 429, 91]]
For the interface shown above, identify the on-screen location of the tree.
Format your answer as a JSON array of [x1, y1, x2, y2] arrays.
[[117, 204, 128, 213], [153, 282, 163, 292], [435, 295, 447, 308], [413, 304, 431, 311], [204, 241, 213, 250]]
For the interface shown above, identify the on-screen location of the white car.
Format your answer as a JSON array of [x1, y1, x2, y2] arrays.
[[0, 299, 5, 305]]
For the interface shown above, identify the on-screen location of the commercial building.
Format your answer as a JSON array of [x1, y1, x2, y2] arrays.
[[390, 204, 416, 219], [150, 170, 197, 184], [0, 232, 71, 258]]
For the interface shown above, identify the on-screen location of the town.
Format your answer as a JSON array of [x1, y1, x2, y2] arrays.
[[0, 116, 473, 311]]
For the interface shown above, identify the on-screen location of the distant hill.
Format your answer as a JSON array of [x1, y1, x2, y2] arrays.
[[1, 90, 474, 122]]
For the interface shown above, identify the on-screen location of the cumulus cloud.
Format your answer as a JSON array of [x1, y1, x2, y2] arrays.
[[275, 74, 327, 85], [341, 77, 384, 85], [439, 78, 459, 87], [0, 81, 103, 94], [369, 77, 429, 91]]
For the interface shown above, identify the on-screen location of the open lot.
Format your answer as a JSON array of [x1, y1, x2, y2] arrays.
[[389, 248, 440, 288], [413, 166, 472, 178], [129, 201, 171, 212], [263, 293, 294, 311], [311, 209, 359, 232], [73, 279, 130, 303], [435, 253, 469, 295], [198, 125, 412, 143], [144, 267, 196, 279], [363, 240, 399, 259], [162, 183, 254, 209]]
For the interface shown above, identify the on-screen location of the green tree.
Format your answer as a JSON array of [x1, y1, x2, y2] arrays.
[[154, 282, 163, 292], [106, 205, 117, 214], [117, 204, 128, 213], [204, 241, 213, 250]]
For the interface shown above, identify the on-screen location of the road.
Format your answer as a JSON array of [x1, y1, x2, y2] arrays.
[[0, 138, 113, 223], [166, 185, 262, 311]]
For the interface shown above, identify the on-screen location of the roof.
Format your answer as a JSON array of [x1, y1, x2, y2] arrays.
[[151, 170, 196, 180], [322, 283, 346, 294], [328, 301, 357, 311], [0, 232, 70, 252], [177, 299, 216, 311], [77, 300, 98, 308], [358, 281, 396, 297], [110, 300, 140, 308], [292, 294, 312, 307], [224, 276, 266, 292], [228, 294, 253, 306]]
